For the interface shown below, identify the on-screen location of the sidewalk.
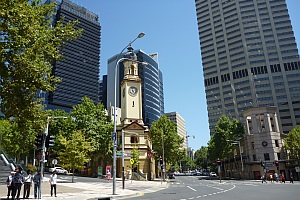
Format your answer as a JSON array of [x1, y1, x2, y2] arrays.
[[0, 178, 169, 200]]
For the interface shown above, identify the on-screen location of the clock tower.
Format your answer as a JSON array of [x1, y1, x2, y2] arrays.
[[120, 49, 143, 125]]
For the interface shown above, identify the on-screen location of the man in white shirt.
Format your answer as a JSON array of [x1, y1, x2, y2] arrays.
[[49, 171, 57, 197], [23, 170, 33, 199]]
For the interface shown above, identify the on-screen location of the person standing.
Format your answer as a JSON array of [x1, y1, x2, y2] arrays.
[[23, 170, 33, 199], [290, 173, 294, 184], [49, 171, 57, 197], [33, 171, 41, 199], [12, 166, 24, 200], [6, 171, 15, 199]]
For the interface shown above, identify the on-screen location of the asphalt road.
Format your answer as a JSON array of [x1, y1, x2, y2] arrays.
[[127, 175, 300, 200]]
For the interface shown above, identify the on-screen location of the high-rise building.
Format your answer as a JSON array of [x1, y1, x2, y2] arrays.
[[165, 112, 187, 149], [195, 0, 300, 134], [45, 0, 101, 112], [106, 48, 164, 127]]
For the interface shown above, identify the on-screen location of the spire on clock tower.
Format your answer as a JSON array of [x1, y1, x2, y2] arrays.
[[120, 47, 144, 125]]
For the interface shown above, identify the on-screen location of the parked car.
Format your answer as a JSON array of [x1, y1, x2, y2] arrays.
[[210, 172, 217, 177], [49, 167, 68, 174]]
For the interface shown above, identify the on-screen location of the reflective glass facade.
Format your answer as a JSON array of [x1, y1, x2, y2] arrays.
[[46, 0, 100, 112]]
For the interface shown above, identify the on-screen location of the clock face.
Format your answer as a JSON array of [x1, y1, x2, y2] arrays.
[[129, 87, 137, 95]]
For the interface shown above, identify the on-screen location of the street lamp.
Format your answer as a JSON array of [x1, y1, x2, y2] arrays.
[[39, 116, 67, 199], [112, 32, 145, 195], [227, 139, 244, 176]]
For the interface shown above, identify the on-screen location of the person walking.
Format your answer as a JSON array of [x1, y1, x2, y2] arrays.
[[49, 171, 57, 197], [12, 166, 24, 200], [281, 173, 285, 183], [269, 174, 273, 183], [290, 173, 294, 184], [23, 170, 33, 199], [261, 174, 267, 183], [6, 171, 15, 199], [33, 171, 41, 199]]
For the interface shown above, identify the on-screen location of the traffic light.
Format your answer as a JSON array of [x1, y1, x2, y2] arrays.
[[217, 159, 221, 166], [274, 160, 279, 166], [35, 134, 43, 149], [45, 151, 49, 161], [46, 134, 55, 148]]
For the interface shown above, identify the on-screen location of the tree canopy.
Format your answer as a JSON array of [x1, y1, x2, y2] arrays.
[[208, 116, 245, 162], [0, 0, 81, 130], [149, 115, 185, 165], [283, 125, 300, 161]]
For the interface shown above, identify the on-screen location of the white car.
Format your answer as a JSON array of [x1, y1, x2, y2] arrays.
[[49, 167, 68, 174], [210, 172, 217, 177]]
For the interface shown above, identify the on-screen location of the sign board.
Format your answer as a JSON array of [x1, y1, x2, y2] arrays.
[[52, 159, 58, 165], [295, 166, 300, 172], [130, 159, 134, 165], [147, 151, 152, 159], [265, 162, 275, 167]]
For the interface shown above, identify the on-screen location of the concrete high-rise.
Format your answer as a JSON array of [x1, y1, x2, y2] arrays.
[[106, 48, 164, 127], [45, 0, 101, 111], [195, 0, 300, 134], [165, 112, 187, 149]]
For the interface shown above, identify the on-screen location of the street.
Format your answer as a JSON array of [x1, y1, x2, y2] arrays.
[[127, 175, 300, 200]]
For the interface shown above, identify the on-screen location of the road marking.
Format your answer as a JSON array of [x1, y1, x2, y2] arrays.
[[187, 186, 197, 191]]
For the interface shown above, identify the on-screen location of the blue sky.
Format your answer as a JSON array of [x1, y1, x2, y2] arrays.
[[69, 0, 300, 150]]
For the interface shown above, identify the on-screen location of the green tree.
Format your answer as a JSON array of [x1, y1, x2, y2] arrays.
[[194, 146, 208, 169], [0, 0, 81, 160], [208, 116, 245, 162], [0, 118, 38, 162], [283, 126, 300, 162], [149, 116, 185, 165], [57, 130, 91, 182], [70, 97, 113, 176], [131, 146, 140, 170]]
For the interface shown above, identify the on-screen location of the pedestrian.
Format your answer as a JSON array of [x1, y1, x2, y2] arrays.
[[49, 171, 57, 197], [12, 165, 24, 200], [269, 174, 273, 183], [6, 171, 15, 199], [281, 173, 285, 183], [261, 174, 267, 183], [33, 171, 41, 199], [23, 170, 33, 199], [274, 173, 278, 182], [290, 173, 294, 184], [107, 169, 111, 182]]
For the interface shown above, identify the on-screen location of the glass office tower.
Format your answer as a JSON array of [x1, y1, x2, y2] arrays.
[[195, 0, 300, 134], [106, 49, 164, 127], [45, 0, 101, 112]]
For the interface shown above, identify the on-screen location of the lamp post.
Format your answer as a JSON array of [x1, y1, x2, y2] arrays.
[[227, 139, 244, 177], [39, 116, 67, 199], [112, 32, 145, 195]]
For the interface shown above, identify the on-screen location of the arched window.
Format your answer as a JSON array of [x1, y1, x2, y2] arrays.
[[130, 136, 138, 143]]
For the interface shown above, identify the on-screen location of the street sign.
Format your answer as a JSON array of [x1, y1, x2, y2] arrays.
[[52, 159, 58, 165], [295, 166, 300, 172], [147, 151, 152, 159], [130, 159, 134, 165]]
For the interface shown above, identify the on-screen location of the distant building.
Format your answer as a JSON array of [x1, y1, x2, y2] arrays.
[[187, 147, 195, 160], [165, 112, 187, 149], [99, 75, 107, 107], [45, 0, 101, 111], [195, 0, 300, 135], [106, 48, 164, 127]]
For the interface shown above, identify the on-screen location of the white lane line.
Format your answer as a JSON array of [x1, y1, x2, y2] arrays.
[[187, 185, 197, 191]]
